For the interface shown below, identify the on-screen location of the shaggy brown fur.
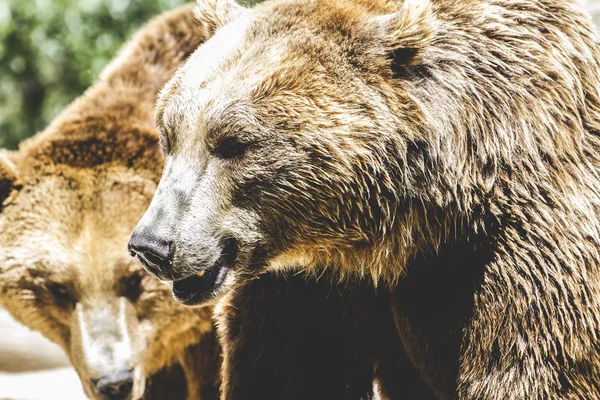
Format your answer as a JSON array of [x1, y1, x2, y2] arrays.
[[215, 271, 436, 399], [0, 5, 220, 400], [134, 0, 600, 398]]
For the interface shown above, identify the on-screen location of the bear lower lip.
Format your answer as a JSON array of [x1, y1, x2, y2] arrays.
[[172, 260, 229, 306]]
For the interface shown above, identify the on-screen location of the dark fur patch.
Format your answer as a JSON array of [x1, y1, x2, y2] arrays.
[[391, 47, 419, 79]]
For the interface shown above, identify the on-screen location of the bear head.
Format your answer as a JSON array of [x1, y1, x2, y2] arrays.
[[130, 0, 441, 306]]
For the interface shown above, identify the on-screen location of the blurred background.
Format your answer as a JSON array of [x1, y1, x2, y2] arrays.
[[0, 0, 598, 150], [0, 0, 191, 150], [0, 0, 599, 399]]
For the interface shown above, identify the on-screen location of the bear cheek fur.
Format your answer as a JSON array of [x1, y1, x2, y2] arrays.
[[0, 176, 79, 351]]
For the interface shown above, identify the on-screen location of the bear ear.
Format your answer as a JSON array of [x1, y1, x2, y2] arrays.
[[194, 0, 248, 37], [0, 151, 20, 208], [371, 0, 436, 76]]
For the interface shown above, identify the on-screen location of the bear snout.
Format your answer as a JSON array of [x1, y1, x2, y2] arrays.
[[93, 369, 134, 400], [128, 229, 175, 281]]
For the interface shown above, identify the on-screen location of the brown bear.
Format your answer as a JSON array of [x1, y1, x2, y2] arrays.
[[0, 5, 221, 400], [130, 0, 600, 398]]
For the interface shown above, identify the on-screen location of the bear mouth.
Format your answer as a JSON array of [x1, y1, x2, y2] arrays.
[[171, 239, 237, 306]]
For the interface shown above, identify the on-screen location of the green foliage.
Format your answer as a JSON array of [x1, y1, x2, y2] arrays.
[[0, 0, 192, 150]]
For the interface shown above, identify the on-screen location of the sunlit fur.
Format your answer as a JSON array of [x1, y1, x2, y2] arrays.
[[0, 6, 220, 400], [149, 0, 600, 398]]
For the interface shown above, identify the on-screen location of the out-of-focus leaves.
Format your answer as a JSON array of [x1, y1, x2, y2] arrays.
[[0, 0, 261, 150]]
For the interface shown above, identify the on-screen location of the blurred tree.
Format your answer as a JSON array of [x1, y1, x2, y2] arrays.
[[0, 0, 260, 150]]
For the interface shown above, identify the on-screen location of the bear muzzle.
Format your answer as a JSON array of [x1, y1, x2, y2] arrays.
[[129, 231, 238, 306], [169, 238, 238, 306], [128, 229, 175, 281]]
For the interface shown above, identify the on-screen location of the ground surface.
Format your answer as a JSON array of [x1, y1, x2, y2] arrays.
[[0, 309, 86, 399]]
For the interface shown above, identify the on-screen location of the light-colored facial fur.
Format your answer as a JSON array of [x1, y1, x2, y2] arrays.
[[0, 5, 218, 400], [133, 8, 263, 298]]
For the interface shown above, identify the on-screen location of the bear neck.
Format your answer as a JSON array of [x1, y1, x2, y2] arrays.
[[312, 161, 600, 291]]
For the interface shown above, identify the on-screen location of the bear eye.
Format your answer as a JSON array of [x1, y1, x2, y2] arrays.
[[122, 271, 144, 300], [47, 282, 75, 305], [214, 137, 248, 159]]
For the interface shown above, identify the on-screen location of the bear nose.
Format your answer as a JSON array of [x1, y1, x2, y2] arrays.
[[128, 230, 174, 279], [95, 370, 134, 400]]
